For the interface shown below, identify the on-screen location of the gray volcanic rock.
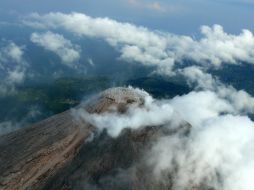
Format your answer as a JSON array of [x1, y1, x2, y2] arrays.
[[84, 87, 146, 113], [0, 87, 190, 190]]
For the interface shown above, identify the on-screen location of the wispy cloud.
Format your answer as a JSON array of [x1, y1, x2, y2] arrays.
[[30, 31, 80, 67], [0, 42, 27, 96], [0, 105, 42, 135], [126, 0, 180, 13], [24, 12, 254, 76]]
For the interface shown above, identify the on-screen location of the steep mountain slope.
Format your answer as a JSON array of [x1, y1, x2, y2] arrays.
[[0, 87, 190, 190]]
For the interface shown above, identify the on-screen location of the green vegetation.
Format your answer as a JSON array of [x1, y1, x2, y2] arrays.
[[0, 75, 191, 126], [0, 76, 111, 123], [126, 76, 190, 99]]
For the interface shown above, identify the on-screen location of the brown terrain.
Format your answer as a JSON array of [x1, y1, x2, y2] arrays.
[[0, 87, 191, 190]]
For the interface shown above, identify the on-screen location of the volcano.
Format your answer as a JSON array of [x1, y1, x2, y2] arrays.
[[0, 87, 191, 190]]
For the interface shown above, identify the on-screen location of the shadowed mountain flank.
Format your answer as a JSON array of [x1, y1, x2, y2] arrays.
[[0, 87, 190, 190]]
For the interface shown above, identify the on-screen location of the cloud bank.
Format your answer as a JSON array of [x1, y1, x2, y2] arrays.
[[148, 114, 254, 190], [74, 85, 254, 190], [24, 12, 254, 75], [31, 31, 80, 66], [181, 66, 254, 113]]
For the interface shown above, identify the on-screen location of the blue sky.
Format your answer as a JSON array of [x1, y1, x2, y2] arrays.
[[0, 0, 254, 34]]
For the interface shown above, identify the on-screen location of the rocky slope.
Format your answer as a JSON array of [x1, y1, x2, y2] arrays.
[[0, 87, 191, 190]]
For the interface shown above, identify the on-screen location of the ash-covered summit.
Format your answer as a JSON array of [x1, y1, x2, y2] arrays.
[[0, 87, 191, 190]]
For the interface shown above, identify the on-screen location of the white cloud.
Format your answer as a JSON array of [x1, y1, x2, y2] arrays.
[[0, 42, 27, 96], [127, 0, 167, 12], [0, 42, 24, 66], [6, 42, 23, 63], [24, 12, 254, 75], [0, 121, 20, 136], [73, 86, 254, 190], [24, 12, 171, 71], [73, 87, 177, 137], [148, 114, 254, 190], [170, 90, 233, 127], [7, 69, 25, 84], [30, 31, 80, 66], [87, 58, 95, 66], [0, 106, 42, 136], [146, 2, 166, 12], [181, 66, 254, 113]]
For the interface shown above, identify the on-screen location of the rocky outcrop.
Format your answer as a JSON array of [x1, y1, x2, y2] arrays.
[[0, 87, 190, 190]]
